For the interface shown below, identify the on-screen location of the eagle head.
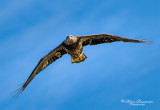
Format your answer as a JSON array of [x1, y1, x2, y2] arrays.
[[65, 35, 77, 45]]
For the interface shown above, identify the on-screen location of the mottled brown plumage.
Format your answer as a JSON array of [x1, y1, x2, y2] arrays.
[[13, 33, 151, 98]]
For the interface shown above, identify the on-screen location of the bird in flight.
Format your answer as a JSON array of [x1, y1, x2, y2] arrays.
[[13, 33, 151, 98]]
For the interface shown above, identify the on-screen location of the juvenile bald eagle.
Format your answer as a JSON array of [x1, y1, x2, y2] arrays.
[[13, 33, 150, 98]]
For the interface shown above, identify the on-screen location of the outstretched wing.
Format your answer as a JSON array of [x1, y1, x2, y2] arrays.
[[13, 44, 67, 98], [78, 34, 150, 46]]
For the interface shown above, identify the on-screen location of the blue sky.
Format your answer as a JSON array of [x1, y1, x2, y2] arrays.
[[0, 0, 160, 110]]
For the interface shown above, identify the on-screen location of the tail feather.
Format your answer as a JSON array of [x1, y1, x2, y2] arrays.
[[72, 53, 87, 63]]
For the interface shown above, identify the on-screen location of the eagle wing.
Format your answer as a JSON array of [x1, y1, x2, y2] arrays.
[[13, 44, 67, 98], [77, 34, 150, 46]]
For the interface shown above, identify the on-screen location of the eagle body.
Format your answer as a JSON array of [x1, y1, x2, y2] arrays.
[[62, 35, 87, 63], [13, 33, 150, 98]]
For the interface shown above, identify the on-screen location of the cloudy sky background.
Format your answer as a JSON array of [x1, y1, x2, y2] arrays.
[[0, 0, 160, 110]]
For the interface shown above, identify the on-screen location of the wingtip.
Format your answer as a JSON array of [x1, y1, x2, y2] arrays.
[[11, 85, 24, 99], [140, 40, 153, 45], [134, 36, 153, 45]]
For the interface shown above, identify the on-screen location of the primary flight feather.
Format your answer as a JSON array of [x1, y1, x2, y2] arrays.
[[13, 33, 150, 98]]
